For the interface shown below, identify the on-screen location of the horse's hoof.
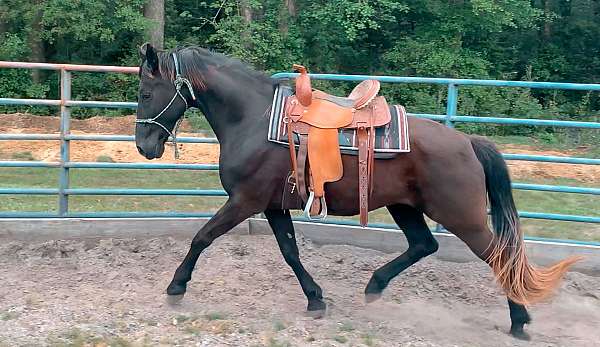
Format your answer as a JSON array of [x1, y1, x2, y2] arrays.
[[306, 300, 327, 319], [510, 327, 531, 341], [166, 294, 185, 306], [364, 292, 382, 303], [166, 282, 186, 296], [305, 308, 326, 319]]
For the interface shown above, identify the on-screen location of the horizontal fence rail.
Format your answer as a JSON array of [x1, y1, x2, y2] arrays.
[[0, 61, 598, 229]]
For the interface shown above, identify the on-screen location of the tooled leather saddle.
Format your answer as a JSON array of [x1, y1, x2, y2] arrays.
[[284, 64, 392, 226]]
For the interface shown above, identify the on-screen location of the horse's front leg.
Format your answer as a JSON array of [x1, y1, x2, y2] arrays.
[[264, 209, 326, 317], [167, 196, 256, 299]]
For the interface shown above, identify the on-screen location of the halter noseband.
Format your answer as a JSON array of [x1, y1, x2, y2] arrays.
[[135, 52, 197, 159]]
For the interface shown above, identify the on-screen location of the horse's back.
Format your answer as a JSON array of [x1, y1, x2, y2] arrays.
[[324, 116, 486, 215]]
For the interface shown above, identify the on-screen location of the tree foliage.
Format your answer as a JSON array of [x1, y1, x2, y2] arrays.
[[0, 0, 598, 140]]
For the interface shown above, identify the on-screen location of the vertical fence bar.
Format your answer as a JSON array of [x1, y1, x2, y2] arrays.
[[58, 69, 71, 216], [436, 83, 460, 232], [445, 83, 458, 128]]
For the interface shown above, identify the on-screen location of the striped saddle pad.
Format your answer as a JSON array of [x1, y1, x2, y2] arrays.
[[267, 85, 410, 156]]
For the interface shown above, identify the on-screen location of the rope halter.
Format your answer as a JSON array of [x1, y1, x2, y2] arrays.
[[135, 52, 197, 159]]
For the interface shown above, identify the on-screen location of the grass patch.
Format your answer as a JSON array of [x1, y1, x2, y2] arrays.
[[174, 311, 236, 336], [0, 167, 59, 187], [333, 335, 348, 343], [273, 319, 286, 332], [183, 325, 203, 336], [362, 334, 376, 347], [204, 311, 226, 321], [139, 317, 158, 327], [267, 337, 292, 347], [0, 168, 225, 214], [0, 311, 19, 321], [95, 155, 114, 162], [11, 151, 35, 161], [47, 328, 134, 347], [0, 164, 597, 242], [339, 321, 354, 332], [174, 314, 194, 323], [186, 109, 214, 133]]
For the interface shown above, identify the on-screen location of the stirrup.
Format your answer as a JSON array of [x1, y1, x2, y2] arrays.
[[303, 191, 328, 221]]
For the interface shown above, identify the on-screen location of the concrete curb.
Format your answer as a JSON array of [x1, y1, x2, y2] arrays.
[[248, 219, 600, 276], [1, 217, 598, 275], [0, 217, 248, 241]]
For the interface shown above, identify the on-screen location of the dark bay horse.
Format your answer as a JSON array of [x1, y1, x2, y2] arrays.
[[134, 43, 580, 340]]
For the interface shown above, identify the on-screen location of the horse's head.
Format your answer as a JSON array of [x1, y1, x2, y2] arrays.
[[135, 43, 275, 159], [135, 43, 197, 159]]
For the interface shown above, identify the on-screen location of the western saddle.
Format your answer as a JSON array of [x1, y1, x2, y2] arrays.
[[284, 64, 391, 226]]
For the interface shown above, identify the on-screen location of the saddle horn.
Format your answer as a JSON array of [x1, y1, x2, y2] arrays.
[[293, 64, 312, 107]]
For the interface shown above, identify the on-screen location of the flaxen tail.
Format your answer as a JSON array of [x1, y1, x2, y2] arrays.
[[469, 136, 582, 305]]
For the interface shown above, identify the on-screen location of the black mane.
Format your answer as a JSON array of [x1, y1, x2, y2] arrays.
[[141, 45, 275, 91]]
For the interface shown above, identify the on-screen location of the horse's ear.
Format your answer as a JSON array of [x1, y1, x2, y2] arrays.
[[140, 42, 159, 73]]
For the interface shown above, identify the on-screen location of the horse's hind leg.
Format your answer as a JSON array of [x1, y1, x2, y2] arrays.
[[264, 209, 326, 317], [508, 299, 531, 339], [364, 204, 439, 302], [445, 221, 533, 340], [440, 213, 533, 340]]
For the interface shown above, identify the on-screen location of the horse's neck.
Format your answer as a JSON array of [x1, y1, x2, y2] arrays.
[[198, 80, 273, 144]]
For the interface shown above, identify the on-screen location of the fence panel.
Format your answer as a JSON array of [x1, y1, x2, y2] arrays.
[[0, 61, 598, 230]]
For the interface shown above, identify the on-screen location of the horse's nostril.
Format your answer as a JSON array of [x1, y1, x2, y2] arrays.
[[136, 145, 145, 156]]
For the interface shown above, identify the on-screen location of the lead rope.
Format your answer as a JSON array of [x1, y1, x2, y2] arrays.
[[136, 52, 196, 159]]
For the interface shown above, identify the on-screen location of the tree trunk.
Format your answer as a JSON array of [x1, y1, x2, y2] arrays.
[[0, 4, 7, 37], [144, 0, 165, 49], [542, 0, 551, 41], [559, 0, 571, 17], [279, 0, 296, 35], [29, 4, 45, 83], [239, 0, 253, 48], [286, 0, 296, 16], [240, 0, 253, 24]]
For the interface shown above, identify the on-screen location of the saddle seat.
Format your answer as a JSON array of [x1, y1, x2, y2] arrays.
[[312, 80, 380, 109], [284, 64, 392, 227]]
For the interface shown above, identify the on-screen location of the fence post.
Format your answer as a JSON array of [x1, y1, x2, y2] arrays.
[[58, 69, 71, 216], [436, 83, 460, 232], [445, 83, 458, 128]]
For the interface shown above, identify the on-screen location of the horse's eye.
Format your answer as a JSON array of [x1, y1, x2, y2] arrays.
[[141, 92, 152, 100]]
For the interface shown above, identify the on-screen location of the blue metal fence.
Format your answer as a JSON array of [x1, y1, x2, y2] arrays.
[[0, 61, 598, 226]]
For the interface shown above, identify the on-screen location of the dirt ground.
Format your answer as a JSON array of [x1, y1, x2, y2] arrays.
[[1, 113, 599, 183], [0, 234, 599, 347]]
